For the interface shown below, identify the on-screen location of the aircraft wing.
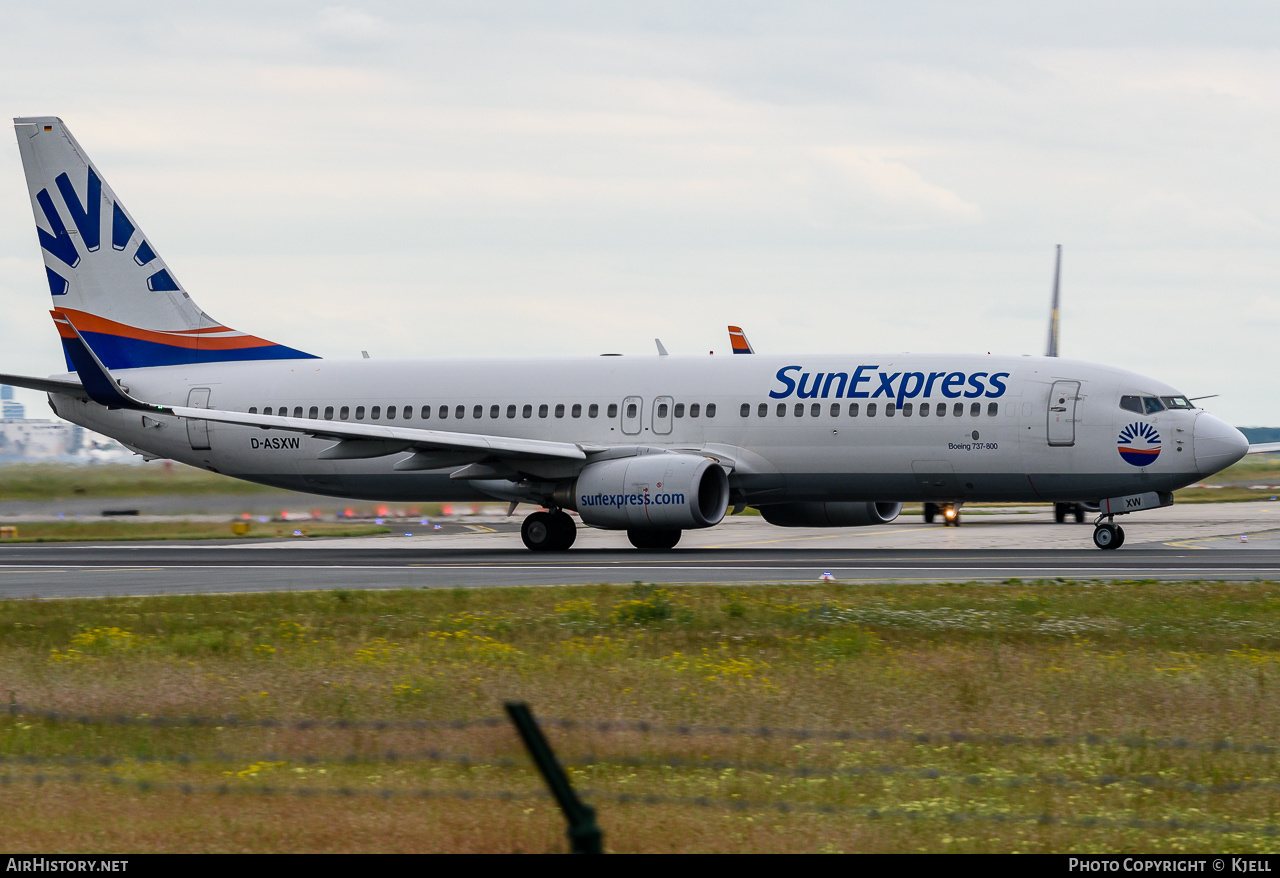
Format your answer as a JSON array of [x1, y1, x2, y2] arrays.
[[0, 372, 85, 395], [168, 406, 586, 461], [1248, 442, 1280, 454]]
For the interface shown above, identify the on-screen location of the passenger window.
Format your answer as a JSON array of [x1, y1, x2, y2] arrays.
[[675, 403, 685, 418], [324, 406, 334, 419], [555, 404, 565, 418], [741, 403, 751, 417], [607, 404, 617, 418], [387, 406, 395, 420], [657, 403, 668, 418], [867, 403, 877, 417], [919, 403, 929, 418], [1143, 397, 1164, 414], [759, 403, 768, 417], [936, 402, 946, 417], [263, 407, 272, 416], [523, 404, 533, 418], [953, 402, 963, 417], [706, 403, 716, 418], [830, 403, 840, 417], [340, 406, 350, 420], [810, 403, 820, 417], [308, 406, 319, 419], [455, 405, 465, 419], [474, 405, 484, 419], [987, 403, 997, 416], [402, 406, 412, 419], [507, 404, 516, 419], [690, 403, 700, 418], [970, 402, 981, 417], [777, 403, 786, 417], [421, 405, 430, 419], [794, 403, 803, 417], [439, 405, 448, 419], [249, 406, 258, 414], [848, 403, 859, 417], [490, 405, 500, 418], [293, 406, 304, 418], [902, 403, 912, 417], [572, 404, 582, 418], [355, 406, 365, 420], [886, 403, 896, 417], [539, 404, 549, 418], [589, 404, 599, 418], [371, 406, 381, 420], [625, 403, 636, 418]]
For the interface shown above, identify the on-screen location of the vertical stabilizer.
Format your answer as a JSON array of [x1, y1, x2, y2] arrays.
[[13, 117, 314, 369], [1046, 244, 1062, 358]]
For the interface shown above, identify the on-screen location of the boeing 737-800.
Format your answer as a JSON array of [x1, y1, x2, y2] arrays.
[[1, 117, 1268, 552]]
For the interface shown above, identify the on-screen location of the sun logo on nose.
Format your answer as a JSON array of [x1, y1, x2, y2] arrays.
[[1118, 422, 1161, 467]]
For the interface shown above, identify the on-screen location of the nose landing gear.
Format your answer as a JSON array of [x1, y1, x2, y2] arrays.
[[521, 509, 577, 551], [1092, 518, 1126, 550]]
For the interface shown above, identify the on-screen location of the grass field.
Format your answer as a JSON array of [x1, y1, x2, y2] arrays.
[[3, 580, 1280, 853], [0, 521, 391, 542]]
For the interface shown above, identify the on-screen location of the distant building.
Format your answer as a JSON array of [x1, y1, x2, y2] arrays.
[[0, 385, 22, 419], [0, 419, 84, 461]]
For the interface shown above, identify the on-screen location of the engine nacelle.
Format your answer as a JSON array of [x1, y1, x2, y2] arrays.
[[759, 501, 902, 528], [573, 454, 730, 530]]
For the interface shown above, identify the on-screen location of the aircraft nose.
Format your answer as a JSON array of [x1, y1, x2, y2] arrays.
[[1194, 413, 1248, 477]]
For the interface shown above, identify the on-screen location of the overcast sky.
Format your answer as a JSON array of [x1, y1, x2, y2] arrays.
[[1, 2, 1277, 425]]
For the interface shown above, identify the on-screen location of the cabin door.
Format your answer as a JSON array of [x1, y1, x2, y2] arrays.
[[1046, 380, 1081, 447], [186, 387, 211, 450]]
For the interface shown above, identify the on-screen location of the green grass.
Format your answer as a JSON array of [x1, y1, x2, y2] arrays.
[[0, 462, 291, 500], [0, 521, 392, 542], [3, 580, 1280, 852]]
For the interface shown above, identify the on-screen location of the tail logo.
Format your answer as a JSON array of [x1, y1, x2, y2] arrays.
[[34, 167, 171, 297], [1117, 422, 1161, 467]]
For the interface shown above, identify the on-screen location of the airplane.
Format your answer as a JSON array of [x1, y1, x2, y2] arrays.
[[1, 117, 1271, 554]]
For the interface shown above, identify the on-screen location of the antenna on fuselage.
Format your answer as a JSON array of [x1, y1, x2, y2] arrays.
[[1046, 244, 1062, 357]]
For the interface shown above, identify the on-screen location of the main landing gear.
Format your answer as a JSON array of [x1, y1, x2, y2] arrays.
[[1092, 518, 1126, 550], [923, 502, 961, 526], [521, 509, 577, 552], [1055, 502, 1087, 524], [627, 528, 681, 550]]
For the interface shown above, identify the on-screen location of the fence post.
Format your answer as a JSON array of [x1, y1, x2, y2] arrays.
[[504, 701, 603, 854]]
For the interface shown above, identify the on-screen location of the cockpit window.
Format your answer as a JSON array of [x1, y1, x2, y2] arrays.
[[1161, 396, 1194, 410], [1143, 397, 1165, 414], [1120, 396, 1143, 414]]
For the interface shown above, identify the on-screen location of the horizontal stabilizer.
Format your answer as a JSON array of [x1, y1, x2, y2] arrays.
[[0, 372, 83, 395]]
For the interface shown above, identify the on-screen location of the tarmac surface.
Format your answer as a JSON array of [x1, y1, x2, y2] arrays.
[[1, 501, 1278, 598]]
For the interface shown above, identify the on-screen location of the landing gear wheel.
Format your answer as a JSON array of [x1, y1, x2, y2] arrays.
[[1074, 504, 1086, 524], [627, 528, 681, 550], [1093, 523, 1122, 550], [923, 502, 937, 524], [522, 512, 555, 551], [1055, 503, 1067, 524], [549, 510, 577, 550]]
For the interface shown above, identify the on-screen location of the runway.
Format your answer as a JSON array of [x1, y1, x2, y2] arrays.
[[1, 502, 1279, 598]]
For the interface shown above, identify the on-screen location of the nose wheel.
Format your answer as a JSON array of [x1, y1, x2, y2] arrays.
[[521, 509, 577, 551], [1092, 522, 1125, 550]]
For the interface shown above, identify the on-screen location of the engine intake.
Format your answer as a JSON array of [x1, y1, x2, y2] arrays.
[[573, 454, 729, 530], [759, 501, 902, 528]]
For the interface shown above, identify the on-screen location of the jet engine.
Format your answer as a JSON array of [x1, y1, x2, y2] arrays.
[[759, 501, 902, 527], [571, 454, 730, 530]]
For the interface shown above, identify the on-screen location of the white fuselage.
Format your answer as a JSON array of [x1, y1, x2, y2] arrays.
[[46, 352, 1240, 509]]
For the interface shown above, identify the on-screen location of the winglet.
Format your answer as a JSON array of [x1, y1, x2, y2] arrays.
[[728, 325, 754, 354], [52, 310, 170, 412]]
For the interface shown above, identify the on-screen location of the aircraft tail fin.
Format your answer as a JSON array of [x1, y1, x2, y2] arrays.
[[728, 325, 754, 354], [14, 117, 315, 370], [1046, 244, 1062, 357]]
